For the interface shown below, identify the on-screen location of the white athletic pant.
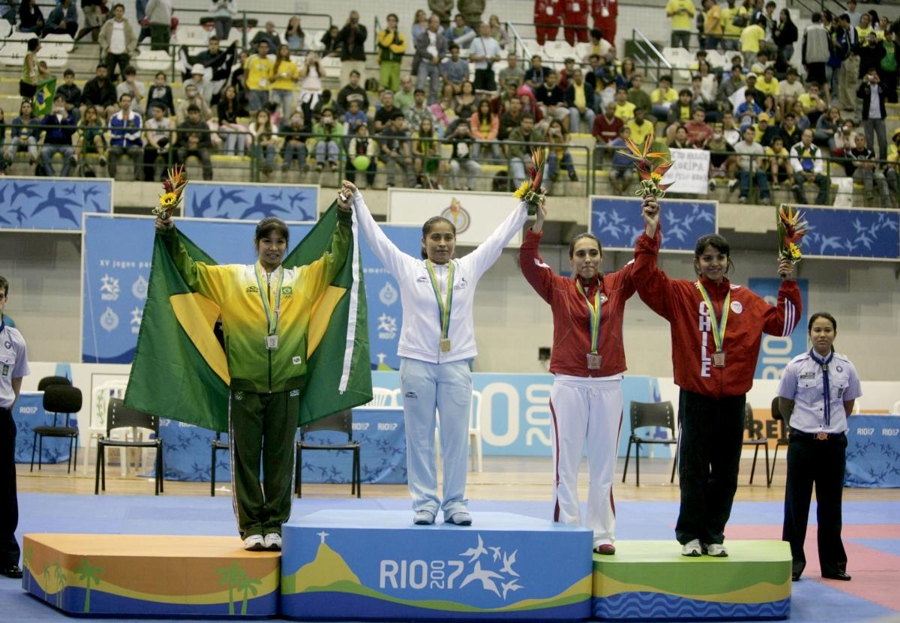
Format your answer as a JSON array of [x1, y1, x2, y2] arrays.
[[550, 374, 623, 547], [400, 357, 472, 519]]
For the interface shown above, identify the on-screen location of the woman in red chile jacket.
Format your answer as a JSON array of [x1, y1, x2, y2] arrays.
[[635, 197, 801, 558], [519, 201, 636, 555]]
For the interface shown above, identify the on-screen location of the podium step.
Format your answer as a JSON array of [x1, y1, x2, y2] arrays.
[[280, 510, 593, 620], [21, 534, 280, 617], [592, 540, 791, 620]]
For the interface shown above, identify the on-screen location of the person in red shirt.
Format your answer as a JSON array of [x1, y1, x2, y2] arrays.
[[519, 200, 637, 555], [634, 197, 801, 558], [534, 0, 562, 45], [591, 0, 619, 48], [563, 0, 590, 45], [684, 107, 713, 148], [592, 100, 623, 168]]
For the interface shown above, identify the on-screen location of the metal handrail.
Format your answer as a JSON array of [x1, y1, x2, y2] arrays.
[[629, 29, 671, 85]]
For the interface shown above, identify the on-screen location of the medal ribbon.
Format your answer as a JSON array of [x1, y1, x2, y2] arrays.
[[809, 349, 834, 427], [696, 281, 730, 354], [576, 279, 602, 354], [255, 263, 284, 335], [426, 259, 454, 340]]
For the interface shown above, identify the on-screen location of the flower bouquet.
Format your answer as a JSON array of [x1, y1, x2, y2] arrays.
[[777, 204, 809, 264], [617, 134, 674, 198], [152, 164, 187, 220], [513, 147, 548, 215]]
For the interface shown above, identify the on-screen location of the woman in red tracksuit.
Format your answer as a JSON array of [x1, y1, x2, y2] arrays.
[[519, 201, 636, 555], [635, 197, 801, 558]]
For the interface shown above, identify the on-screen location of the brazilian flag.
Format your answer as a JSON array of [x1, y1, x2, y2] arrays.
[[33, 77, 57, 116], [124, 204, 373, 432]]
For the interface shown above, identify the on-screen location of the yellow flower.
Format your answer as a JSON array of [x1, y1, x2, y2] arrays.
[[160, 192, 178, 207], [513, 181, 529, 199], [789, 243, 801, 260]]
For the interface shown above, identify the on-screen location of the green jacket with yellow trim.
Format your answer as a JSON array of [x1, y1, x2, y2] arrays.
[[162, 209, 352, 394]]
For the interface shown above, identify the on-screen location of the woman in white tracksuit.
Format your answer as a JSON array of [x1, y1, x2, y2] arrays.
[[342, 180, 527, 526]]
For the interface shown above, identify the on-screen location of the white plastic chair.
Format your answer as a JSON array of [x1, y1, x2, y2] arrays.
[[136, 49, 173, 73], [544, 40, 577, 62], [852, 400, 862, 415], [306, 30, 325, 52], [468, 390, 483, 473], [320, 56, 341, 78], [368, 387, 397, 407], [891, 400, 900, 415], [84, 380, 129, 474], [41, 33, 75, 53], [0, 20, 11, 40]]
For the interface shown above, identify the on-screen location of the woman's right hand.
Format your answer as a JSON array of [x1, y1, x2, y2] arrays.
[[532, 199, 547, 233], [641, 196, 660, 237], [155, 214, 174, 232]]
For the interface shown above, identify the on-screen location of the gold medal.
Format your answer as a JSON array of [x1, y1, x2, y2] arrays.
[[440, 338, 451, 353], [712, 351, 725, 368], [586, 353, 602, 370]]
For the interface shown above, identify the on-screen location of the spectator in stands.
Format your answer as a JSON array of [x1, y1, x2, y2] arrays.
[[543, 118, 577, 193], [735, 89, 761, 127], [72, 104, 107, 174], [245, 41, 273, 116], [374, 90, 400, 133], [445, 13, 476, 48], [778, 67, 804, 111], [565, 69, 595, 135], [536, 71, 568, 131], [667, 89, 695, 134], [177, 84, 213, 123], [685, 107, 713, 148], [801, 13, 830, 102], [415, 14, 448, 105], [429, 0, 454, 30], [278, 109, 310, 173], [145, 0, 173, 51], [459, 0, 486, 31], [394, 75, 416, 112], [733, 124, 771, 203], [99, 4, 136, 82], [508, 113, 541, 187], [613, 86, 636, 122], [58, 69, 83, 124], [343, 100, 367, 139], [246, 108, 278, 177], [834, 13, 860, 113], [108, 93, 143, 181], [284, 16, 305, 55], [666, 0, 695, 50], [18, 38, 39, 102], [454, 80, 478, 121], [703, 0, 724, 51], [320, 25, 342, 57], [760, 94, 781, 124], [269, 45, 299, 120], [441, 44, 469, 96], [592, 100, 623, 169], [608, 126, 638, 193], [650, 74, 678, 121], [43, 0, 78, 38], [779, 111, 802, 147], [405, 88, 436, 133], [217, 84, 247, 157], [814, 106, 842, 148], [796, 81, 826, 127], [469, 22, 502, 92], [583, 27, 614, 61], [251, 21, 281, 55], [192, 34, 224, 67], [626, 108, 654, 147], [411, 9, 429, 42], [446, 122, 481, 190], [756, 112, 778, 146], [312, 107, 343, 173], [717, 65, 744, 103], [497, 52, 525, 90], [175, 103, 214, 181], [847, 134, 891, 207], [147, 71, 175, 117], [470, 98, 501, 162], [431, 95, 457, 136], [719, 110, 740, 146], [756, 66, 779, 98], [338, 10, 368, 85], [411, 117, 444, 188], [81, 64, 118, 121], [627, 74, 651, 116], [858, 67, 888, 163], [740, 16, 767, 68], [18, 0, 43, 34], [721, 0, 746, 52], [773, 8, 798, 66], [378, 111, 415, 187], [4, 101, 39, 166], [377, 14, 407, 94], [311, 89, 343, 124], [142, 102, 171, 182], [790, 128, 829, 204], [884, 129, 900, 208], [347, 123, 379, 187], [615, 59, 637, 90], [488, 14, 509, 49], [116, 66, 147, 116], [337, 70, 369, 114], [207, 0, 237, 42], [877, 30, 897, 104], [706, 125, 736, 190], [668, 124, 691, 149], [184, 64, 214, 113], [498, 96, 523, 141], [38, 94, 77, 177], [524, 54, 551, 90]]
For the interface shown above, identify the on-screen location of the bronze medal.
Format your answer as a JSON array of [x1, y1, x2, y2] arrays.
[[586, 353, 602, 370], [712, 351, 725, 368]]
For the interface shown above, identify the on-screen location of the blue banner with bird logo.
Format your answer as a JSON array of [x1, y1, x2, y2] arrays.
[[589, 197, 718, 252], [183, 182, 319, 221], [0, 178, 112, 231], [795, 206, 900, 261]]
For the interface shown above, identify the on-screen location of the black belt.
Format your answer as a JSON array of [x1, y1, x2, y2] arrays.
[[790, 428, 846, 441], [0, 407, 11, 417]]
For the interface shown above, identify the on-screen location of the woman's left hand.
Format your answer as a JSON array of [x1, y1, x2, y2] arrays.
[[778, 258, 794, 280]]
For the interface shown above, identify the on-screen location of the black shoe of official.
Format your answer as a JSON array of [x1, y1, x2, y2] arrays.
[[0, 564, 23, 579], [822, 571, 851, 581]]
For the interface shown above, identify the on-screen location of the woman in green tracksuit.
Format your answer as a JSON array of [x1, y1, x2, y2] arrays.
[[155, 204, 352, 551]]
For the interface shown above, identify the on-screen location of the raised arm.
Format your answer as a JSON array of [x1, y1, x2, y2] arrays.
[[461, 200, 529, 280], [632, 196, 676, 320], [518, 201, 557, 304], [760, 259, 801, 337], [154, 214, 229, 303], [295, 197, 353, 298], [344, 180, 417, 278]]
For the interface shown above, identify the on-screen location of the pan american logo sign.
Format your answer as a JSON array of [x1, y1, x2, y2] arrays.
[[440, 198, 472, 235], [378, 534, 523, 600]]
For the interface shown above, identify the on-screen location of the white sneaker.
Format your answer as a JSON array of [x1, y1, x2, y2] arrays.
[[708, 179, 717, 191], [243, 535, 265, 551], [681, 539, 702, 557], [263, 533, 282, 551], [728, 179, 738, 192], [704, 543, 728, 557]]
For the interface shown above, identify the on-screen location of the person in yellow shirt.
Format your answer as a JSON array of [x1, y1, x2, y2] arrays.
[[739, 17, 766, 68], [650, 75, 679, 120], [245, 40, 274, 115], [703, 0, 723, 50], [666, 0, 696, 50], [626, 108, 655, 146], [614, 87, 636, 122], [756, 66, 780, 96], [269, 44, 299, 119], [764, 136, 792, 189], [722, 0, 748, 51], [885, 128, 900, 208], [377, 13, 407, 93]]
